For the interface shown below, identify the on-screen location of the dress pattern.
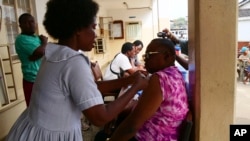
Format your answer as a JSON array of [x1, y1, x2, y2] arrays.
[[136, 66, 189, 141]]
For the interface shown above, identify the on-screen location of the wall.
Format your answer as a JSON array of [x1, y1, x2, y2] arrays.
[[0, 1, 31, 139], [238, 2, 250, 41], [0, 0, 9, 45], [0, 62, 26, 140], [189, 0, 236, 140], [238, 18, 250, 41]]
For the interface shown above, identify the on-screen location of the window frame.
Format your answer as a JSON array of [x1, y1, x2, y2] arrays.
[[3, 0, 32, 57], [0, 0, 32, 110]]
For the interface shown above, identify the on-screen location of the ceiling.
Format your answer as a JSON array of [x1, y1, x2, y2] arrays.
[[95, 0, 153, 10]]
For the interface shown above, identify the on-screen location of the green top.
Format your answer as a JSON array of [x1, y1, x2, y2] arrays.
[[15, 34, 42, 82]]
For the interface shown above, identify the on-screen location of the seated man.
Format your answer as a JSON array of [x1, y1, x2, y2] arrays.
[[103, 42, 141, 80]]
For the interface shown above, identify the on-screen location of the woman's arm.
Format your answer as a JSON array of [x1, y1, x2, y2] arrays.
[[109, 74, 163, 141], [96, 71, 145, 93], [29, 35, 48, 61], [176, 55, 188, 70], [83, 74, 148, 127]]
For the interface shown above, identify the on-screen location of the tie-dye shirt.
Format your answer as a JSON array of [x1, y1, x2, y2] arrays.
[[135, 66, 189, 141]]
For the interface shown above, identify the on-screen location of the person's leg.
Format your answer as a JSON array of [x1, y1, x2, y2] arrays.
[[243, 72, 250, 84], [23, 79, 34, 106]]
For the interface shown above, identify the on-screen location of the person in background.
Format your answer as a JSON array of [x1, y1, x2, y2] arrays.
[[132, 40, 145, 70], [110, 38, 189, 141], [15, 13, 48, 106], [162, 28, 188, 56], [238, 46, 250, 84], [103, 42, 140, 80], [244, 66, 250, 84], [6, 0, 148, 141], [162, 28, 188, 70]]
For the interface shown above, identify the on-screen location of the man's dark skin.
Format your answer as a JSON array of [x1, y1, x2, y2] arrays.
[[19, 14, 48, 61], [162, 28, 188, 70]]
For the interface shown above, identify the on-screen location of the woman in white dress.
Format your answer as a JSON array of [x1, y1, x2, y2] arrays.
[[5, 0, 148, 140]]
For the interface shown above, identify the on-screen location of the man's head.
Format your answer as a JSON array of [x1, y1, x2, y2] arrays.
[[121, 42, 136, 58], [240, 46, 249, 54], [133, 40, 144, 55], [18, 13, 36, 35]]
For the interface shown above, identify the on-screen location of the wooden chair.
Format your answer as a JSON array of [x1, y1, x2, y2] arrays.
[[91, 61, 120, 140], [90, 61, 119, 102], [91, 61, 104, 81]]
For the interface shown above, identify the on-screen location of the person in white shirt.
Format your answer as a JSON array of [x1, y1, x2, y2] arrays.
[[104, 42, 138, 80]]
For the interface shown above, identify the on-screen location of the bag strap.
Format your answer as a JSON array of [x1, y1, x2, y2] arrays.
[[110, 53, 123, 78]]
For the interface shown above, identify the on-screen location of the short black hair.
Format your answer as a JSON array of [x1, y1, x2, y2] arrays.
[[43, 0, 99, 40], [151, 38, 175, 56], [121, 42, 134, 54], [133, 40, 143, 48], [18, 13, 32, 24]]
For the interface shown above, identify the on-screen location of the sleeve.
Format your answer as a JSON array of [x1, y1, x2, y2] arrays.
[[118, 55, 132, 71], [179, 40, 188, 56], [62, 56, 104, 111]]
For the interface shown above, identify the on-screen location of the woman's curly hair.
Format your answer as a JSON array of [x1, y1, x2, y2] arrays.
[[43, 0, 99, 40]]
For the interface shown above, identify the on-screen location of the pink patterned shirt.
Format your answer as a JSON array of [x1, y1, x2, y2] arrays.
[[135, 66, 189, 141]]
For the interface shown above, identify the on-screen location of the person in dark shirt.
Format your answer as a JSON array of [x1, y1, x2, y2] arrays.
[[162, 28, 188, 70]]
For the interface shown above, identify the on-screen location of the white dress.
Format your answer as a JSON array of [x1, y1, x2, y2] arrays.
[[6, 43, 104, 141]]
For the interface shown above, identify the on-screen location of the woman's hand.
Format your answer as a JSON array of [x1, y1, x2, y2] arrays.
[[131, 71, 149, 91]]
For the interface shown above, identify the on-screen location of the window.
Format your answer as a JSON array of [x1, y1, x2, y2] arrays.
[[125, 21, 142, 42], [0, 58, 9, 107], [94, 38, 106, 54], [0, 44, 18, 108], [3, 0, 32, 55], [0, 0, 32, 109]]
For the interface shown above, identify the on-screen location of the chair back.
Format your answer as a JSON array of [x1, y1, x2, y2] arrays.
[[91, 61, 103, 81], [178, 110, 193, 141]]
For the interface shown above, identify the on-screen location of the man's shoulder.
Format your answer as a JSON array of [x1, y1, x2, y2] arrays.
[[16, 34, 39, 41], [15, 34, 40, 45]]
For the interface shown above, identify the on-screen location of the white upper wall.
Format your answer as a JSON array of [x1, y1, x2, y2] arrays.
[[238, 1, 250, 41], [238, 18, 250, 41], [239, 0, 250, 9]]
